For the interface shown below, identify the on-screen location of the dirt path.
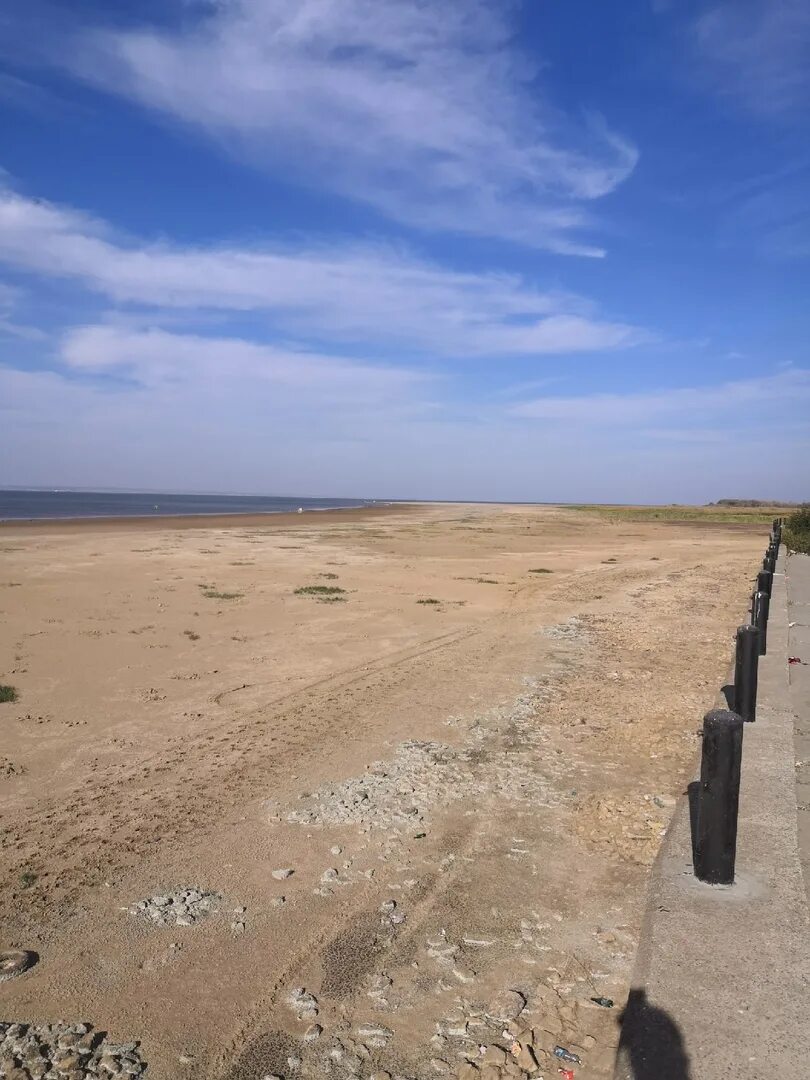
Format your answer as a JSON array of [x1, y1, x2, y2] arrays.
[[0, 505, 762, 1080]]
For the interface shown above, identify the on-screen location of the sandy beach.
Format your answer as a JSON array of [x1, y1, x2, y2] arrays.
[[0, 502, 763, 1080]]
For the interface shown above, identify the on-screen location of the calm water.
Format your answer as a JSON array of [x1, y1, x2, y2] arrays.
[[0, 490, 374, 521]]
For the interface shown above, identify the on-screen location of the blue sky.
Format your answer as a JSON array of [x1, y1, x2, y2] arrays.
[[0, 0, 808, 501]]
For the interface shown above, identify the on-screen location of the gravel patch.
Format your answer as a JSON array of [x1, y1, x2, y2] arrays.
[[280, 682, 566, 831], [0, 1021, 146, 1079], [128, 887, 221, 927]]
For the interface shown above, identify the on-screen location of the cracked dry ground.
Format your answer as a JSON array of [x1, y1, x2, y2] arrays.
[[0, 505, 763, 1080]]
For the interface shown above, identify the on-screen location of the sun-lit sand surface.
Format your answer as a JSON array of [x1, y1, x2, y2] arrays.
[[0, 502, 764, 1079]]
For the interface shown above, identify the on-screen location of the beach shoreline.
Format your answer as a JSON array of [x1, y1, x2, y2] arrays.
[[0, 501, 414, 533]]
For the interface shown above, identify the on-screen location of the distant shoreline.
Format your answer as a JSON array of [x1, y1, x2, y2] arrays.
[[0, 502, 412, 533]]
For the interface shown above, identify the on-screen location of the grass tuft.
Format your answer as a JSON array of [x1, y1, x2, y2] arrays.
[[19, 871, 37, 889], [528, 567, 553, 574], [200, 588, 243, 600], [183, 630, 200, 641], [417, 598, 441, 605], [0, 685, 18, 704], [294, 584, 346, 596]]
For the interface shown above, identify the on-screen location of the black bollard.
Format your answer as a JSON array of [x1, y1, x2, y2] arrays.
[[754, 589, 769, 655], [694, 709, 744, 884], [757, 569, 773, 598], [750, 589, 759, 624], [763, 552, 775, 574], [733, 624, 760, 722]]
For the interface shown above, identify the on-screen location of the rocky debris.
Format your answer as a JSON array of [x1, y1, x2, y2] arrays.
[[128, 887, 221, 926], [0, 951, 36, 983], [539, 617, 589, 642], [282, 711, 564, 832], [355, 1024, 393, 1050], [272, 868, 294, 880], [486, 990, 526, 1024], [0, 1022, 146, 1079], [270, 896, 286, 907], [288, 988, 319, 1021], [364, 973, 393, 1008], [574, 793, 669, 866]]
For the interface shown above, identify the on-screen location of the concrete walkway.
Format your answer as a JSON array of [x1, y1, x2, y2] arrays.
[[787, 553, 810, 899], [615, 549, 810, 1080]]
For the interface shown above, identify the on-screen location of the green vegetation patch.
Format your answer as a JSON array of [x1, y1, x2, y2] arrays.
[[0, 685, 18, 704], [199, 584, 243, 600], [416, 598, 441, 605], [528, 567, 553, 574], [568, 503, 792, 525], [784, 506, 810, 555], [294, 585, 346, 596], [183, 630, 200, 641]]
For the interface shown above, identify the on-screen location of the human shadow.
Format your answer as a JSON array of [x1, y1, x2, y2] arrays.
[[617, 988, 693, 1080]]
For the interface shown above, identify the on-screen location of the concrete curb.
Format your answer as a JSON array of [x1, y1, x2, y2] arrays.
[[614, 551, 810, 1080]]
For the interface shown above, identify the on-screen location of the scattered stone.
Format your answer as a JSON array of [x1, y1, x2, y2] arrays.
[[288, 987, 319, 1020], [330, 846, 343, 855], [272, 868, 294, 880], [0, 1023, 145, 1078], [303, 1024, 323, 1043], [486, 990, 526, 1023], [356, 1024, 393, 1049], [271, 896, 286, 907], [129, 887, 221, 927], [321, 868, 339, 882]]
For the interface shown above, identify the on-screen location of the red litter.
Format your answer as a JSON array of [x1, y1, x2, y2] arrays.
[[558, 1071, 575, 1080], [788, 657, 803, 665]]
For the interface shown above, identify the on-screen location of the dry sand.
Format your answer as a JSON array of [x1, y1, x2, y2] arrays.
[[0, 503, 763, 1080]]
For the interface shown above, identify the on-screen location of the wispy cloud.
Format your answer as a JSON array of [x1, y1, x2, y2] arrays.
[[0, 185, 648, 357], [60, 324, 426, 402], [58, 0, 638, 255], [512, 368, 810, 424], [692, 1, 810, 116], [0, 281, 48, 341]]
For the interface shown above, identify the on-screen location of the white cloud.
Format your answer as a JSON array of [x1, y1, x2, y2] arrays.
[[4, 361, 809, 502], [60, 324, 426, 402], [512, 368, 810, 424], [65, 0, 637, 255], [0, 280, 47, 340], [693, 1, 810, 116], [0, 186, 647, 357]]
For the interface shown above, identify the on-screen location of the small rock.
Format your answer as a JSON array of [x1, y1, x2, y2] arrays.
[[303, 1025, 322, 1043], [272, 868, 294, 880], [482, 1047, 507, 1066], [487, 990, 526, 1022], [330, 846, 343, 855], [271, 896, 286, 907]]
